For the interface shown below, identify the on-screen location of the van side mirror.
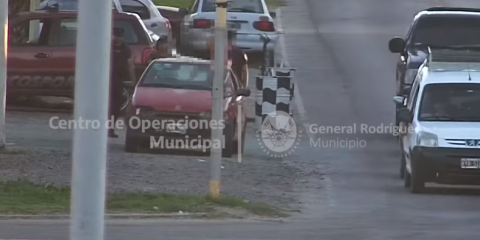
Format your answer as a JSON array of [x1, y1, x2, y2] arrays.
[[393, 96, 405, 105], [388, 37, 405, 53], [397, 108, 413, 123], [269, 11, 276, 18]]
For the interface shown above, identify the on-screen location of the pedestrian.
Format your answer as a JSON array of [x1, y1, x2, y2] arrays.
[[109, 27, 135, 138], [147, 35, 171, 63], [227, 30, 248, 87]]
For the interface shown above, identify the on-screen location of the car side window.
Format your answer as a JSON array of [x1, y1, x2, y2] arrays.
[[190, 0, 199, 13], [119, 0, 151, 20], [9, 18, 53, 46]]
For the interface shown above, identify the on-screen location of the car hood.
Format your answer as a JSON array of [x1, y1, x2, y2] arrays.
[[133, 87, 212, 113], [420, 121, 480, 139], [406, 49, 428, 69]]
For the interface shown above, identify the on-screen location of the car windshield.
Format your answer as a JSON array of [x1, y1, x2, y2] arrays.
[[418, 83, 480, 121], [201, 0, 264, 13], [140, 62, 213, 90], [412, 16, 480, 47]]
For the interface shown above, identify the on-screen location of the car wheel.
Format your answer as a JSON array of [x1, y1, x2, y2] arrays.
[[222, 121, 234, 158], [410, 160, 426, 193], [124, 127, 139, 153], [121, 87, 130, 112]]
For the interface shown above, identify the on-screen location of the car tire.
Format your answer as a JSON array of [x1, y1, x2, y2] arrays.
[[409, 159, 426, 193], [124, 127, 139, 153], [404, 167, 411, 188], [222, 121, 234, 158], [233, 121, 246, 154]]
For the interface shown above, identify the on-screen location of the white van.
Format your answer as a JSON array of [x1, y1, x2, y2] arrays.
[[394, 47, 480, 193]]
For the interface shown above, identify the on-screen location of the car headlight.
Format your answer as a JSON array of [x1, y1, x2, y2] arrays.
[[405, 69, 418, 84], [416, 131, 438, 147]]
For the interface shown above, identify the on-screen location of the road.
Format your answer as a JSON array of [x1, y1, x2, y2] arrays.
[[2, 0, 480, 239]]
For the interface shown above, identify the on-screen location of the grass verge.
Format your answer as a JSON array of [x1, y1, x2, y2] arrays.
[[0, 180, 287, 217], [153, 0, 286, 10]]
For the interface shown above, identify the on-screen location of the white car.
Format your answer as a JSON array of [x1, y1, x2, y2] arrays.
[[39, 0, 171, 39], [394, 47, 480, 193], [179, 0, 278, 62]]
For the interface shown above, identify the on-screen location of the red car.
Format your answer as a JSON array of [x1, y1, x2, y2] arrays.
[[125, 57, 250, 157], [7, 8, 155, 110]]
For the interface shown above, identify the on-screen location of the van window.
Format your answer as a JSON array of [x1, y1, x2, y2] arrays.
[[53, 18, 143, 45], [119, 0, 151, 20]]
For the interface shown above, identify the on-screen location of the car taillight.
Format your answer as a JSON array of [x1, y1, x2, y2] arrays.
[[253, 17, 275, 32], [142, 48, 155, 65], [165, 18, 171, 29], [193, 19, 212, 28]]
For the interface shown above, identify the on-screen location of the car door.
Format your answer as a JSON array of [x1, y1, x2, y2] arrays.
[[402, 79, 420, 167], [8, 16, 55, 93]]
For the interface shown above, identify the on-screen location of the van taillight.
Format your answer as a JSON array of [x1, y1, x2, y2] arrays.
[[193, 19, 212, 28], [142, 48, 154, 65], [253, 19, 275, 32]]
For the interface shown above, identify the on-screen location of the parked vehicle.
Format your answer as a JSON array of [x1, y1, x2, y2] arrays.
[[124, 57, 250, 156], [395, 46, 480, 193], [7, 7, 155, 110], [388, 7, 480, 126], [156, 5, 188, 49], [39, 0, 172, 42], [178, 0, 278, 62]]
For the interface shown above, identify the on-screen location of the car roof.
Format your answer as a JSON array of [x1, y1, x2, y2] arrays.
[[416, 8, 480, 18], [421, 71, 480, 86]]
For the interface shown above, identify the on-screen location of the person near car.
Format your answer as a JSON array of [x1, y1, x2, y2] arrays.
[[207, 30, 248, 86], [147, 35, 171, 63], [227, 30, 248, 87], [109, 27, 135, 138]]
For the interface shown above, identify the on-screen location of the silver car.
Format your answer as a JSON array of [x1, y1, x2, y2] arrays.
[[179, 0, 278, 57]]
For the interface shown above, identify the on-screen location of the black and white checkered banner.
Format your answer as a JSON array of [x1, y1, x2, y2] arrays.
[[255, 67, 295, 129]]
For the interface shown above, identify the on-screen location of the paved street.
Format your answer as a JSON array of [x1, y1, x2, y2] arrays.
[[2, 0, 480, 239]]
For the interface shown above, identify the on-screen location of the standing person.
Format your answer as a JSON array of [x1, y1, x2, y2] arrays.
[[227, 30, 248, 87], [147, 35, 171, 63], [109, 27, 135, 138]]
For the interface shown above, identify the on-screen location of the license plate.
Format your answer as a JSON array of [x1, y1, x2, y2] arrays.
[[227, 21, 240, 29], [166, 123, 186, 134], [461, 158, 480, 169]]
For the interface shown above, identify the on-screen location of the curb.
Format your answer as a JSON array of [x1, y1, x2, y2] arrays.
[[6, 106, 72, 113], [0, 213, 207, 220]]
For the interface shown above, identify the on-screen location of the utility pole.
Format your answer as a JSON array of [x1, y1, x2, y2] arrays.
[[210, 0, 227, 199], [0, 0, 8, 149], [70, 0, 112, 240]]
